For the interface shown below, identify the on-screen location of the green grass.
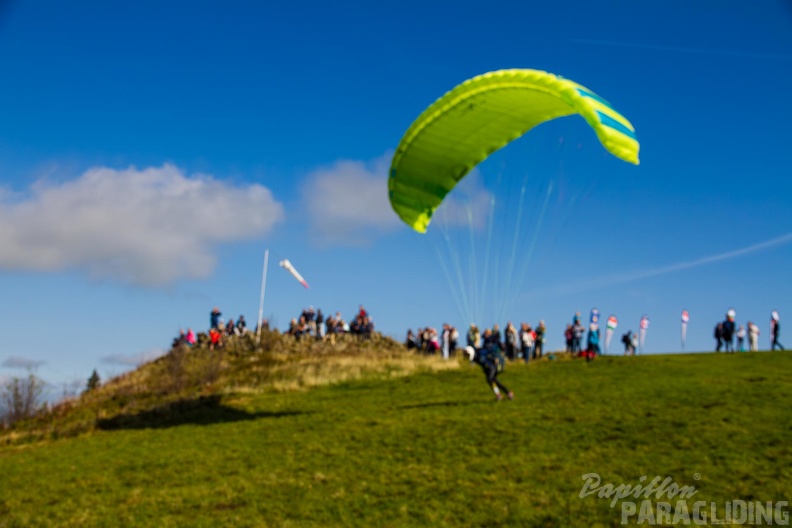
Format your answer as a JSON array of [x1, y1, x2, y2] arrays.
[[1, 352, 790, 527]]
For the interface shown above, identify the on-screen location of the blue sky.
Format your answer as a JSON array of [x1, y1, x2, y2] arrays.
[[1, 1, 791, 391]]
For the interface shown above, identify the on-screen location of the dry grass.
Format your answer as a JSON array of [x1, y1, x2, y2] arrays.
[[263, 351, 459, 392], [0, 330, 460, 445]]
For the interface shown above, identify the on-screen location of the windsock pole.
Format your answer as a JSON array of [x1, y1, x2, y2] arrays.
[[256, 249, 269, 344]]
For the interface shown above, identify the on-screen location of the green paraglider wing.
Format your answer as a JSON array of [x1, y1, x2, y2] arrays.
[[388, 69, 640, 233]]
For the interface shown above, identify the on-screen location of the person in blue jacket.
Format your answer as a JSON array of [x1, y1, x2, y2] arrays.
[[464, 345, 514, 401], [586, 324, 600, 362]]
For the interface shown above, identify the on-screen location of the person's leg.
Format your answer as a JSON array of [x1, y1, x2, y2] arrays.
[[485, 365, 507, 398], [488, 367, 512, 399]]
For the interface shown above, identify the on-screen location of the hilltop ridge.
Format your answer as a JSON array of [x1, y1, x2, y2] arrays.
[[1, 330, 456, 445]]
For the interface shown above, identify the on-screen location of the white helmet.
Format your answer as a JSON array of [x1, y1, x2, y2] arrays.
[[464, 346, 476, 362]]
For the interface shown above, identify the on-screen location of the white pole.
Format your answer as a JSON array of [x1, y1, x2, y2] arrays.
[[256, 249, 269, 344]]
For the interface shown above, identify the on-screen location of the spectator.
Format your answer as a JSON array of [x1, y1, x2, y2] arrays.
[[406, 329, 417, 350], [295, 317, 308, 340], [722, 314, 735, 353], [421, 327, 431, 353], [771, 318, 784, 351], [482, 328, 500, 351], [564, 324, 574, 354], [427, 328, 440, 354], [736, 325, 746, 352], [467, 324, 480, 348], [572, 320, 585, 355], [360, 316, 374, 339], [491, 324, 503, 351], [504, 322, 518, 361], [210, 307, 222, 329], [449, 326, 459, 354], [303, 306, 316, 336], [621, 331, 633, 356], [521, 324, 535, 363], [316, 309, 325, 339], [173, 329, 187, 348], [534, 321, 546, 359], [714, 323, 723, 352], [209, 327, 223, 350], [442, 324, 451, 360], [586, 323, 600, 361], [748, 321, 760, 351]]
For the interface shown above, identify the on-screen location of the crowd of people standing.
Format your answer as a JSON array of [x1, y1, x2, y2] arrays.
[[174, 305, 785, 358], [714, 312, 783, 352], [405, 320, 551, 362], [285, 305, 375, 342], [406, 310, 785, 360], [173, 304, 378, 351]]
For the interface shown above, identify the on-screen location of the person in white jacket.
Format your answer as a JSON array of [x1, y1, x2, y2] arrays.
[[736, 325, 746, 352], [747, 321, 760, 352]]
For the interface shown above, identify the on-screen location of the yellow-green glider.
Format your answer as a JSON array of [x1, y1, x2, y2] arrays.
[[388, 69, 640, 233]]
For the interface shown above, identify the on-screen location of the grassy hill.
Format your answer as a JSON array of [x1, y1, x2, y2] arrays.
[[0, 338, 790, 527], [1, 331, 455, 444]]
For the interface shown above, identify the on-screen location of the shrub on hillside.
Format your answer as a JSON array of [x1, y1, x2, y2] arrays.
[[0, 373, 47, 426]]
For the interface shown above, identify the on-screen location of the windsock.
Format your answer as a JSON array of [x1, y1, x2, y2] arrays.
[[604, 315, 618, 354], [639, 315, 650, 354], [681, 310, 689, 350], [279, 259, 309, 289]]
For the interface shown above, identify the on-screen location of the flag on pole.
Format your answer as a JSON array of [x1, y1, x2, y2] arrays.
[[604, 315, 618, 354], [639, 315, 650, 354], [590, 307, 600, 329], [681, 309, 689, 350]]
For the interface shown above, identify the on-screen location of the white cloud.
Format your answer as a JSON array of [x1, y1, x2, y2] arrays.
[[526, 232, 792, 299], [301, 155, 400, 246], [2, 356, 46, 369], [0, 164, 284, 285], [102, 348, 166, 367], [432, 169, 493, 231], [300, 155, 493, 245]]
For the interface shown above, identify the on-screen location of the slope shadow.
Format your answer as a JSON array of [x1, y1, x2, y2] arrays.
[[97, 395, 311, 431], [397, 400, 485, 410]]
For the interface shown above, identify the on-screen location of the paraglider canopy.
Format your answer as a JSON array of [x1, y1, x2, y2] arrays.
[[389, 69, 640, 233]]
